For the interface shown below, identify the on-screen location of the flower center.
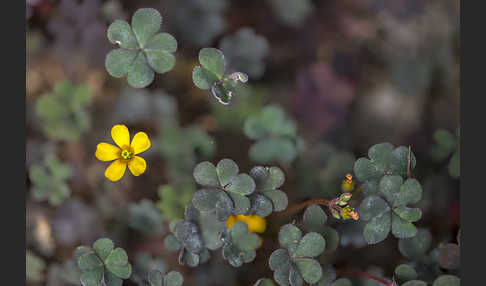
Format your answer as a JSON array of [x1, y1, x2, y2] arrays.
[[120, 148, 133, 160]]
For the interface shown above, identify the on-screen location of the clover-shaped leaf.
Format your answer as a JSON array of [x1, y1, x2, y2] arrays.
[[244, 105, 300, 164], [270, 224, 324, 285], [394, 264, 418, 284], [222, 221, 260, 267], [432, 275, 460, 286], [248, 166, 288, 217], [192, 159, 256, 220], [36, 80, 93, 141], [105, 8, 177, 88], [354, 143, 416, 196], [359, 176, 423, 244], [402, 281, 427, 286], [192, 48, 248, 105], [148, 269, 184, 286], [29, 153, 72, 206], [398, 228, 432, 259], [164, 218, 209, 267], [75, 238, 132, 286], [302, 205, 340, 253]]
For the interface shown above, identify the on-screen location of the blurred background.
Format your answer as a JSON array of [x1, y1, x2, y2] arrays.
[[26, 0, 460, 285]]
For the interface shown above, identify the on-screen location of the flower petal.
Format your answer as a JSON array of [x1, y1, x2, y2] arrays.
[[111, 124, 130, 148], [128, 156, 147, 176], [130, 131, 151, 154], [105, 159, 127, 182], [95, 143, 121, 161]]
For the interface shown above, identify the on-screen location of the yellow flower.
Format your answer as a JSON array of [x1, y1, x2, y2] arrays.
[[226, 214, 266, 234], [341, 173, 355, 192], [340, 206, 359, 220], [95, 124, 151, 182]]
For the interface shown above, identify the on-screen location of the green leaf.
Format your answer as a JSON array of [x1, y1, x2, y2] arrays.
[[363, 211, 391, 244], [192, 66, 219, 90], [237, 233, 260, 251], [269, 249, 290, 271], [394, 178, 422, 207], [145, 33, 178, 53], [320, 226, 340, 253], [362, 179, 380, 196], [164, 271, 184, 286], [193, 162, 219, 187], [390, 146, 416, 177], [107, 20, 138, 49], [229, 192, 251, 214], [215, 191, 234, 220], [274, 266, 290, 286], [398, 228, 432, 259], [210, 83, 233, 105], [368, 143, 394, 172], [105, 49, 138, 78], [244, 115, 268, 140], [303, 205, 327, 231], [164, 234, 182, 251], [251, 194, 273, 217], [199, 48, 225, 78], [391, 213, 417, 239], [289, 263, 304, 286], [148, 269, 163, 286], [379, 175, 403, 204], [265, 167, 286, 189], [192, 189, 219, 212], [294, 258, 322, 284], [250, 166, 269, 188], [105, 269, 123, 286], [263, 189, 288, 212], [127, 52, 154, 88], [432, 275, 460, 286], [93, 238, 114, 261], [131, 8, 162, 47], [78, 253, 103, 271], [74, 246, 92, 262], [393, 206, 422, 222], [294, 232, 325, 258], [430, 129, 456, 161], [359, 196, 390, 221], [79, 268, 103, 286], [216, 159, 239, 186], [354, 158, 380, 182], [227, 174, 255, 195], [105, 248, 131, 279], [394, 264, 418, 282], [145, 50, 175, 74], [279, 224, 302, 253]]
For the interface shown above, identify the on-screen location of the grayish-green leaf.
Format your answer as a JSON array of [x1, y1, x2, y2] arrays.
[[391, 213, 417, 239], [303, 205, 327, 231], [394, 264, 418, 282], [93, 238, 114, 261], [432, 275, 460, 286], [216, 159, 239, 186], [393, 206, 422, 222], [199, 48, 225, 78], [363, 211, 391, 244], [164, 234, 182, 251], [379, 175, 403, 204], [279, 224, 302, 253], [331, 278, 353, 286], [145, 33, 177, 53], [354, 158, 379, 181], [398, 228, 432, 259], [394, 178, 422, 207], [107, 20, 138, 49], [294, 258, 322, 284], [227, 174, 255, 195], [164, 271, 184, 286], [264, 189, 288, 212], [402, 281, 427, 286], [105, 49, 138, 78], [127, 52, 154, 88], [359, 196, 390, 221], [192, 66, 218, 90], [131, 8, 162, 47], [145, 50, 175, 74], [269, 249, 290, 271], [193, 162, 219, 187], [294, 232, 325, 258]]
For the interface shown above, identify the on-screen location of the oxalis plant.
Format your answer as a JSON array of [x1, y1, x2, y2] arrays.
[[70, 6, 460, 286]]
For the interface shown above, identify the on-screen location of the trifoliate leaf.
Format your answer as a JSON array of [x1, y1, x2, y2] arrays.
[[363, 211, 391, 244], [294, 232, 325, 258]]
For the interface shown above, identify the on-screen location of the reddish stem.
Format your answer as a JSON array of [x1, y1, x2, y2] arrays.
[[274, 199, 329, 218], [339, 270, 393, 286]]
